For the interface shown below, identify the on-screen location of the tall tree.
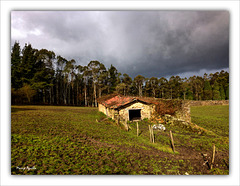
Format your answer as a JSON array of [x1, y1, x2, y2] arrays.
[[75, 65, 85, 105], [122, 73, 132, 96], [98, 68, 108, 98], [158, 77, 168, 98], [65, 59, 76, 105], [168, 76, 181, 99], [189, 76, 204, 100], [108, 64, 118, 94], [203, 80, 212, 100], [212, 81, 221, 100], [181, 77, 189, 100], [20, 43, 38, 85], [56, 55, 67, 104], [219, 84, 226, 100], [88, 61, 104, 107], [82, 66, 89, 106], [134, 75, 145, 97], [31, 49, 55, 104], [11, 42, 22, 89]]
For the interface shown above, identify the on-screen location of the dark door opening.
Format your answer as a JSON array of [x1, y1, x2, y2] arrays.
[[129, 109, 141, 121]]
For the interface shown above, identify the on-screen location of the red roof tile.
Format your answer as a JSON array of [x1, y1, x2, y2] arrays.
[[98, 94, 154, 109]]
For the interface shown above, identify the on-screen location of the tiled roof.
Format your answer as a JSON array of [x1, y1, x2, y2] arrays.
[[98, 94, 155, 109]]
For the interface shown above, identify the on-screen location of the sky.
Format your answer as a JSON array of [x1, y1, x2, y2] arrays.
[[11, 11, 229, 79]]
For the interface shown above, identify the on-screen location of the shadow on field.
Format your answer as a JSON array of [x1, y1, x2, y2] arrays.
[[11, 107, 36, 113]]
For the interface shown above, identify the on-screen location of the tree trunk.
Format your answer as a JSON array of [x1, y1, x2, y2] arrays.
[[76, 82, 79, 105], [51, 85, 54, 104], [93, 82, 97, 107], [49, 87, 52, 104], [72, 83, 74, 105], [68, 84, 70, 104], [99, 87, 102, 98], [56, 80, 59, 104], [84, 84, 87, 106], [63, 82, 67, 105], [43, 89, 46, 104], [139, 85, 142, 97], [170, 88, 173, 99]]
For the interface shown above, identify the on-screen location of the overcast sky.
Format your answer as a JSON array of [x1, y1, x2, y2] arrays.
[[11, 11, 229, 79]]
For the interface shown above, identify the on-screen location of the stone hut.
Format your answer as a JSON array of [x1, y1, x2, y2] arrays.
[[98, 95, 155, 122], [98, 94, 191, 123]]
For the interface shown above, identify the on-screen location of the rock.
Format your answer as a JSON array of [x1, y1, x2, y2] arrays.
[[153, 124, 166, 131]]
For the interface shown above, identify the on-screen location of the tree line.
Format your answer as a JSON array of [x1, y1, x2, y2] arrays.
[[11, 42, 229, 106]]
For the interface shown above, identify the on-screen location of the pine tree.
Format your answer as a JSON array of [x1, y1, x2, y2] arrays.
[[203, 80, 212, 100], [219, 84, 226, 100], [212, 82, 221, 100], [108, 64, 118, 93], [225, 86, 229, 100], [11, 42, 22, 89], [20, 43, 38, 84], [133, 75, 145, 97]]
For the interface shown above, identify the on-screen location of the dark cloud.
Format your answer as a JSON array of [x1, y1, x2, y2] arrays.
[[11, 10, 229, 78]]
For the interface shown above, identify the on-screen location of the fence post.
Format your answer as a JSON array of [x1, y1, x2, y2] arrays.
[[170, 130, 175, 153], [211, 144, 216, 169], [137, 122, 139, 136], [149, 125, 152, 142], [125, 120, 129, 131], [152, 125, 155, 143]]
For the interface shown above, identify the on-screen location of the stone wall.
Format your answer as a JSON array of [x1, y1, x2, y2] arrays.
[[98, 103, 106, 115], [98, 104, 117, 119], [118, 102, 155, 121], [154, 99, 191, 123], [189, 100, 229, 106], [175, 101, 191, 123]]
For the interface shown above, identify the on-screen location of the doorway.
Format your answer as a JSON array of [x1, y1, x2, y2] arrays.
[[129, 109, 141, 121]]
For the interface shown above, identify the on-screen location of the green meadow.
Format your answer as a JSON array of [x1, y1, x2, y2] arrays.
[[11, 105, 229, 175]]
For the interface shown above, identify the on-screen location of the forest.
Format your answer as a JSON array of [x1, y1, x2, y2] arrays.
[[11, 42, 229, 106]]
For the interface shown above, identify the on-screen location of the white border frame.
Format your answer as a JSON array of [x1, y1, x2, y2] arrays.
[[1, 1, 239, 186]]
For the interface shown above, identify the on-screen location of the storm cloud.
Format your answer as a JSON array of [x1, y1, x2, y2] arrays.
[[11, 11, 229, 78]]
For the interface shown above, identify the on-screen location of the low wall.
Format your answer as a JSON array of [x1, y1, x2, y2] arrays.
[[189, 100, 229, 106], [154, 99, 191, 123]]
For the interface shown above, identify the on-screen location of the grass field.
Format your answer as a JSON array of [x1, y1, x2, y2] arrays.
[[191, 105, 229, 137], [11, 105, 229, 175]]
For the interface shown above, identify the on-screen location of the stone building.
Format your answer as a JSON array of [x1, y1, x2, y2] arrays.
[[98, 94, 191, 123], [98, 95, 155, 121]]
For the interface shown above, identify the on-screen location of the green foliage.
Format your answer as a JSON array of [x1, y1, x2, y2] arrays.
[[134, 75, 145, 97], [11, 42, 22, 89], [225, 86, 229, 100], [11, 42, 229, 105], [212, 82, 221, 100], [203, 81, 212, 100], [19, 84, 36, 103], [108, 64, 119, 93], [219, 84, 225, 100]]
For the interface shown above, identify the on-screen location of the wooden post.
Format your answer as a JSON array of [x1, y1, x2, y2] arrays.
[[170, 130, 175, 153], [117, 115, 119, 126], [125, 120, 129, 131], [149, 125, 152, 142], [137, 122, 139, 136], [152, 125, 155, 143], [211, 144, 216, 169]]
